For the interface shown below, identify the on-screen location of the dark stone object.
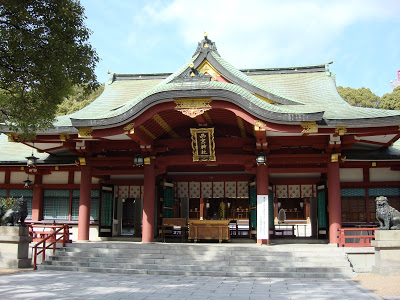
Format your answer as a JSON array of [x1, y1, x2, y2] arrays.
[[376, 196, 400, 230], [0, 196, 28, 226]]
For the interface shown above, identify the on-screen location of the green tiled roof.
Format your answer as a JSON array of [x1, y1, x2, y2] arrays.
[[33, 40, 400, 129], [210, 52, 301, 104], [54, 76, 164, 127], [70, 81, 324, 127], [249, 71, 343, 106], [0, 134, 49, 163], [250, 71, 400, 121]]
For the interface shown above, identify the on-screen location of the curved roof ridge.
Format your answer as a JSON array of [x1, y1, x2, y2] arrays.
[[208, 52, 304, 105], [70, 81, 325, 127]]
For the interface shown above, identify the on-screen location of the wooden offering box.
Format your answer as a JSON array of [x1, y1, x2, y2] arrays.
[[188, 220, 231, 243]]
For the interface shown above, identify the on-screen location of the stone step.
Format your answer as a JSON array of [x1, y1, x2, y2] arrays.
[[58, 251, 343, 263], [39, 242, 355, 278], [49, 255, 350, 267], [43, 260, 353, 273], [60, 247, 346, 258], [37, 264, 354, 279], [64, 242, 342, 253]]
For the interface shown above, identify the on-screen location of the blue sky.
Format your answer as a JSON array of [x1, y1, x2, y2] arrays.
[[82, 0, 400, 97]]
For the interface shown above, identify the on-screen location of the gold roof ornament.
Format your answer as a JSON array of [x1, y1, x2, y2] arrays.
[[254, 120, 267, 131], [301, 122, 318, 134], [75, 157, 86, 166], [174, 98, 212, 118], [123, 123, 135, 135], [203, 32, 209, 48], [331, 153, 341, 163], [335, 126, 347, 136], [59, 133, 70, 142], [78, 127, 93, 138], [197, 60, 221, 80]]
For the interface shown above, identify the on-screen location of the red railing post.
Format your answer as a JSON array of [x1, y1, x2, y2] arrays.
[[337, 227, 377, 247], [31, 223, 72, 270], [33, 247, 38, 270]]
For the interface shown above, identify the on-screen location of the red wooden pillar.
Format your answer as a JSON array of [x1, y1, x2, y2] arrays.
[[256, 163, 269, 245], [142, 163, 155, 242], [78, 164, 92, 241], [31, 174, 43, 221], [328, 160, 341, 244], [363, 167, 370, 223]]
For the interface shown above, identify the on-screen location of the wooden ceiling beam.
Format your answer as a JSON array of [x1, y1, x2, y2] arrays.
[[125, 127, 154, 148]]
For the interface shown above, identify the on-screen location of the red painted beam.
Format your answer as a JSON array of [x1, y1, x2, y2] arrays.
[[156, 154, 255, 167], [126, 127, 154, 147], [269, 167, 327, 173], [269, 177, 321, 184], [92, 169, 144, 176], [340, 181, 400, 188], [104, 179, 144, 185], [155, 137, 255, 149], [167, 174, 253, 182], [268, 153, 329, 164]]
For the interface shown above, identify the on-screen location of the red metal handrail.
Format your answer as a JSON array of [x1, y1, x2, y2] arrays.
[[30, 224, 71, 270], [337, 227, 377, 247]]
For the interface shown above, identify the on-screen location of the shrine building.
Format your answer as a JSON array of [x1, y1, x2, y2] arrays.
[[1, 34, 400, 245]]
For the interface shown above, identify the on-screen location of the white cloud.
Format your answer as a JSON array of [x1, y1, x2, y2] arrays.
[[132, 0, 400, 68]]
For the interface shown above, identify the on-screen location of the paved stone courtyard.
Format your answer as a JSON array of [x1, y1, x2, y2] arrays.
[[0, 270, 381, 300]]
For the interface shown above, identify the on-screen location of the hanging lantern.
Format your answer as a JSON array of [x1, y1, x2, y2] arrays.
[[23, 176, 32, 188], [133, 154, 144, 166], [256, 153, 267, 165], [26, 147, 39, 167]]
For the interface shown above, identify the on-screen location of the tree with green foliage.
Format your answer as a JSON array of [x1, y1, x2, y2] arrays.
[[0, 197, 16, 211], [0, 0, 99, 139], [56, 84, 104, 116], [379, 86, 400, 110], [337, 86, 380, 108]]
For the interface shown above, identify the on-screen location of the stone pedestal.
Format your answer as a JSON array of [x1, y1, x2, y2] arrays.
[[371, 230, 400, 276], [0, 227, 33, 268]]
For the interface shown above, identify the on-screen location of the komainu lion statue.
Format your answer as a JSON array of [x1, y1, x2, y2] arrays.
[[0, 196, 28, 226], [375, 196, 400, 230]]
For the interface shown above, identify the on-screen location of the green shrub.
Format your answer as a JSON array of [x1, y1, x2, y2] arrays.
[[0, 197, 17, 211]]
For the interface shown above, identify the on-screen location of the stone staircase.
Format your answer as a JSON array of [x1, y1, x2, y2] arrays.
[[37, 242, 356, 278]]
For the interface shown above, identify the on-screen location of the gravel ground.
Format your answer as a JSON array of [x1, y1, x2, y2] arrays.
[[1, 268, 399, 299], [351, 273, 400, 299]]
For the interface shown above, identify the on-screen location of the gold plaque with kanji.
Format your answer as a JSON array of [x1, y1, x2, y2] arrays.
[[190, 128, 216, 162]]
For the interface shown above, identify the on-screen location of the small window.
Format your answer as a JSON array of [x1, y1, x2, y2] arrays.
[[43, 189, 70, 220]]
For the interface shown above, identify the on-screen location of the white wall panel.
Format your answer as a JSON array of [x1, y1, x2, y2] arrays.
[[370, 167, 400, 182], [339, 168, 363, 182], [74, 171, 81, 184], [10, 172, 30, 184], [43, 171, 69, 184], [0, 172, 5, 184]]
